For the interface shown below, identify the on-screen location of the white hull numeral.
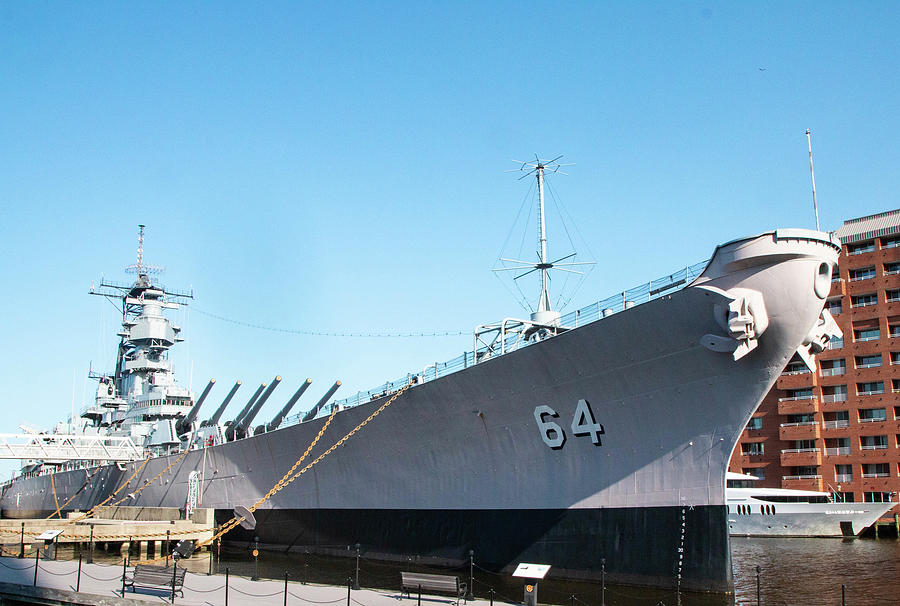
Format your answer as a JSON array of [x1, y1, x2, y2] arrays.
[[571, 399, 605, 445], [534, 399, 604, 449], [533, 405, 566, 450]]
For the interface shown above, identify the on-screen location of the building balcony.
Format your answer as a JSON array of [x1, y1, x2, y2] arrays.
[[780, 449, 823, 467], [779, 422, 821, 441], [782, 476, 824, 491], [850, 338, 883, 356], [849, 305, 882, 323], [829, 279, 846, 297], [776, 373, 816, 391], [825, 447, 852, 456], [858, 446, 892, 461], [853, 366, 888, 383], [822, 420, 850, 431], [821, 393, 848, 403], [777, 397, 819, 415], [820, 367, 846, 377], [882, 300, 900, 317], [857, 417, 889, 426]]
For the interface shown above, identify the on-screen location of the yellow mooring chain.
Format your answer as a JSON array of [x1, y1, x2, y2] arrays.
[[195, 380, 412, 552], [28, 381, 409, 565], [58, 444, 194, 525]]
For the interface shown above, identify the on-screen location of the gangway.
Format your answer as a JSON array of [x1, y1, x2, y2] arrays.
[[0, 434, 144, 461]]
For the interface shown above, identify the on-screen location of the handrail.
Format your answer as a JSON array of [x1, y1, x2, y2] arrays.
[[285, 258, 709, 424]]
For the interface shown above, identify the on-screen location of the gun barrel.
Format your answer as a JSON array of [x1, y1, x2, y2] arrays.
[[267, 378, 313, 431], [226, 383, 266, 441], [301, 381, 342, 423], [238, 375, 282, 432], [203, 380, 242, 427], [176, 379, 215, 435]]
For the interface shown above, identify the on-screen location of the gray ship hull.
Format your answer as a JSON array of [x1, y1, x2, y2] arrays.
[[0, 230, 842, 593]]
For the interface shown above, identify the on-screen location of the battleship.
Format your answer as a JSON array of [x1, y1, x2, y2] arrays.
[[0, 160, 843, 594]]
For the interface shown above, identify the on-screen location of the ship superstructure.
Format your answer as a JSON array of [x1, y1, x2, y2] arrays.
[[0, 168, 845, 594], [82, 225, 196, 455]]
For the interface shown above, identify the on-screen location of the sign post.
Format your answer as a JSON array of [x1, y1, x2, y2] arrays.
[[513, 563, 551, 606]]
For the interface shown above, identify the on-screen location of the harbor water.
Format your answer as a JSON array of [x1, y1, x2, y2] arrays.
[[15, 536, 895, 605]]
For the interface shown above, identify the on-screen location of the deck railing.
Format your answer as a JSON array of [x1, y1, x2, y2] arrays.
[[283, 258, 709, 425]]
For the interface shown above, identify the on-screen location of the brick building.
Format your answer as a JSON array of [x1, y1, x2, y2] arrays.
[[729, 209, 900, 516]]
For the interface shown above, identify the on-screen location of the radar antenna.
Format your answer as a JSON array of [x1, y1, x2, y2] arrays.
[[495, 155, 594, 325], [124, 225, 164, 277]]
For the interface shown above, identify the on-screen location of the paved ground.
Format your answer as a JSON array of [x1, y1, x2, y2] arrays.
[[0, 554, 481, 606]]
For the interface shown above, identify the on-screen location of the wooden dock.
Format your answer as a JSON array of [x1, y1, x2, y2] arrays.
[[0, 506, 214, 562]]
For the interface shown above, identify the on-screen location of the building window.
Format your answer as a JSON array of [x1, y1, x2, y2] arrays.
[[834, 491, 855, 503], [832, 267, 842, 283], [848, 241, 875, 255], [859, 408, 887, 422], [853, 328, 880, 342], [820, 359, 846, 376], [790, 466, 819, 479], [742, 442, 764, 456], [888, 289, 900, 303], [783, 360, 810, 375], [825, 437, 850, 456], [826, 299, 843, 315], [786, 413, 816, 425], [851, 293, 878, 308], [882, 236, 900, 249], [835, 464, 853, 482], [855, 355, 883, 369], [857, 381, 885, 396], [892, 352, 900, 365], [863, 463, 890, 478], [849, 266, 876, 281], [826, 336, 844, 350], [784, 388, 814, 401], [824, 410, 850, 429], [744, 467, 765, 480], [860, 435, 888, 450], [885, 261, 900, 275], [864, 492, 893, 503], [822, 385, 848, 402], [891, 324, 900, 338], [747, 417, 763, 431], [894, 379, 900, 393]]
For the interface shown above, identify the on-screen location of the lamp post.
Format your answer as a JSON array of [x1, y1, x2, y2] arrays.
[[352, 543, 360, 590], [251, 537, 260, 581], [467, 550, 474, 600]]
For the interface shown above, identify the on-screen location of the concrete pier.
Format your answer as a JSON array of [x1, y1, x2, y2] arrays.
[[0, 554, 490, 606]]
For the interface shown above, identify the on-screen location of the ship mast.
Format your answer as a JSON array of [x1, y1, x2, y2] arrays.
[[495, 155, 594, 331], [536, 160, 552, 316]]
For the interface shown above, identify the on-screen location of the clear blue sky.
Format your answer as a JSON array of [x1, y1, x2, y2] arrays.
[[0, 2, 896, 477]]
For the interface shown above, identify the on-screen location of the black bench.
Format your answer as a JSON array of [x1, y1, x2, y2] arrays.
[[401, 571, 467, 604], [124, 564, 186, 597]]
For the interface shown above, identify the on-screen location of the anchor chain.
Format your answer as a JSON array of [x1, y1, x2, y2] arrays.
[[196, 381, 412, 551]]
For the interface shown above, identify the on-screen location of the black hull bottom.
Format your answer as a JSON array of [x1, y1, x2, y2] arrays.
[[217, 505, 732, 593]]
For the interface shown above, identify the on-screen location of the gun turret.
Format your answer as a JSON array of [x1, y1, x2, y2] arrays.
[[265, 378, 313, 431], [301, 381, 342, 423], [176, 379, 215, 436], [202, 380, 241, 427]]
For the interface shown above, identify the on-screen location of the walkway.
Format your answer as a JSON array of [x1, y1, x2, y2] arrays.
[[0, 554, 478, 606]]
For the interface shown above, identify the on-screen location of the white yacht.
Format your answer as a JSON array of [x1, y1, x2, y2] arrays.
[[727, 472, 894, 537]]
